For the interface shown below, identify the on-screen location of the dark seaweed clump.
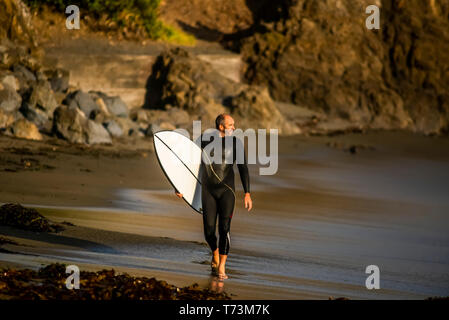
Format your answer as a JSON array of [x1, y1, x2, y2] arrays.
[[0, 263, 230, 300], [0, 203, 64, 233]]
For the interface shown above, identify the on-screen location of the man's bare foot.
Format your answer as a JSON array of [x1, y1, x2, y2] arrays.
[[217, 265, 228, 280], [211, 250, 219, 274], [218, 273, 228, 280]]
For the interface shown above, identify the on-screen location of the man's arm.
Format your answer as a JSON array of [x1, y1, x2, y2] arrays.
[[235, 137, 252, 211]]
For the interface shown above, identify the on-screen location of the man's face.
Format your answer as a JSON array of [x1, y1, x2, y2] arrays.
[[220, 116, 235, 136]]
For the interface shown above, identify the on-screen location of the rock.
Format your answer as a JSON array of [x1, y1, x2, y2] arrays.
[[52, 105, 111, 144], [103, 120, 123, 138], [131, 108, 149, 123], [65, 90, 100, 118], [197, 99, 226, 127], [44, 68, 70, 93], [128, 127, 145, 138], [166, 107, 191, 127], [145, 47, 241, 112], [52, 106, 86, 144], [86, 120, 112, 144], [19, 102, 49, 129], [103, 96, 128, 118], [114, 117, 140, 137], [0, 73, 20, 91], [90, 110, 110, 124], [89, 91, 128, 117], [9, 118, 42, 141], [145, 123, 160, 136], [145, 48, 300, 134], [159, 121, 176, 131], [25, 80, 58, 117], [145, 122, 177, 136], [94, 97, 111, 116], [142, 107, 192, 128], [12, 64, 36, 89], [229, 85, 286, 131], [0, 86, 22, 112]]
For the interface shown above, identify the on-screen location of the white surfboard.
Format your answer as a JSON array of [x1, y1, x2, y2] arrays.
[[153, 130, 203, 214]]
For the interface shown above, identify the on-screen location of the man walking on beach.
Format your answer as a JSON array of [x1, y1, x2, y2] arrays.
[[176, 114, 252, 280]]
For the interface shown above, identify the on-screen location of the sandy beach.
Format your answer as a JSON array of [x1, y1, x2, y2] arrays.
[[1, 131, 448, 299]]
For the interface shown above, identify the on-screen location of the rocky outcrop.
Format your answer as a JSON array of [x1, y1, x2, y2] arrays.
[[145, 48, 300, 134], [145, 48, 240, 113], [0, 0, 38, 49], [227, 0, 449, 135], [52, 105, 112, 145]]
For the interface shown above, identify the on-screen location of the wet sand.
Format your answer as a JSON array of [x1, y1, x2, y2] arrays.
[[1, 131, 449, 299]]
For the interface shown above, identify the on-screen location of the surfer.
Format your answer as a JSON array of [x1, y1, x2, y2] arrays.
[[176, 114, 252, 280]]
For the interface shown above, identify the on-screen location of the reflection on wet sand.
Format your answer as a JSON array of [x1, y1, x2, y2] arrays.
[[209, 275, 225, 294]]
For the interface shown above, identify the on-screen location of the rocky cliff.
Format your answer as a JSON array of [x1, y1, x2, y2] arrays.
[[225, 0, 449, 134]]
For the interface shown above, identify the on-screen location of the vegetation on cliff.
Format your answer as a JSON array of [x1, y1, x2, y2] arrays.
[[23, 0, 194, 44]]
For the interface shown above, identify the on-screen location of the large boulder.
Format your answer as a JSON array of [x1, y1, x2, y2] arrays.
[[24, 80, 58, 116], [145, 47, 241, 113], [18, 79, 58, 131], [52, 105, 112, 145], [65, 90, 100, 119], [52, 106, 86, 144], [145, 48, 300, 134], [85, 120, 112, 144]]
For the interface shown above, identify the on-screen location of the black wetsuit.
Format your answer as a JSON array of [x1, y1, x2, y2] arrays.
[[200, 134, 250, 255]]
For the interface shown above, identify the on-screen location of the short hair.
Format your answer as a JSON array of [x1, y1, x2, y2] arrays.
[[215, 113, 228, 130]]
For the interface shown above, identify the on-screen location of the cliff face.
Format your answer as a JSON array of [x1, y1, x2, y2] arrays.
[[232, 0, 449, 134], [0, 0, 37, 49]]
